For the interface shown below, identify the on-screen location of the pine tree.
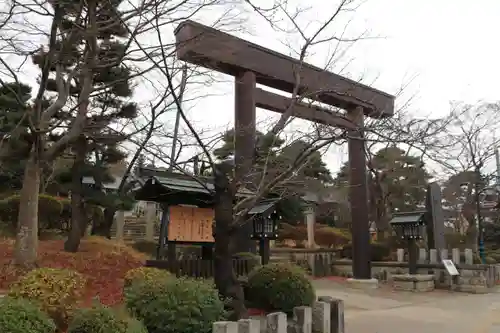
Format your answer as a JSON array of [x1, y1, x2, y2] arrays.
[[0, 83, 32, 193], [213, 129, 333, 223], [32, 0, 136, 252], [334, 146, 431, 231]]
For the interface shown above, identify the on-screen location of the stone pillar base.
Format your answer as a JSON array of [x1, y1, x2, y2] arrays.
[[392, 274, 435, 292], [346, 278, 379, 290]]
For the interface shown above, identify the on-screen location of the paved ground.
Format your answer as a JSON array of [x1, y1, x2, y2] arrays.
[[313, 280, 500, 333]]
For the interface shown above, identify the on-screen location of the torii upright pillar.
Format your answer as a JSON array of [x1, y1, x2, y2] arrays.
[[347, 106, 371, 279], [234, 71, 257, 253]]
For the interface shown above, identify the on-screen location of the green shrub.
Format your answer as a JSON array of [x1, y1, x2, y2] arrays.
[[124, 267, 173, 288], [68, 304, 147, 333], [246, 263, 315, 314], [9, 267, 86, 329], [125, 277, 225, 333], [485, 256, 497, 264], [487, 251, 500, 263], [0, 297, 56, 333], [125, 317, 149, 333]]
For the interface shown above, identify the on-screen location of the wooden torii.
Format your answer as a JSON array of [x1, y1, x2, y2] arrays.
[[174, 20, 395, 280]]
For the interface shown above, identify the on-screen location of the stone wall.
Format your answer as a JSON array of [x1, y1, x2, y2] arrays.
[[331, 248, 500, 294]]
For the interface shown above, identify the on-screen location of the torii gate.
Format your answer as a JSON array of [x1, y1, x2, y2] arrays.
[[174, 20, 395, 280]]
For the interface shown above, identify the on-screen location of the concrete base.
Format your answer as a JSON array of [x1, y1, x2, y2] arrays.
[[392, 274, 435, 292], [346, 278, 379, 290]]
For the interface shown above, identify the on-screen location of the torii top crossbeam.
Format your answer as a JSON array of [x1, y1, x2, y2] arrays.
[[174, 20, 395, 118]]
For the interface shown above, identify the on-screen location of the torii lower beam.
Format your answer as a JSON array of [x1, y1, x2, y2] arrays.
[[175, 20, 395, 280], [254, 88, 355, 129]]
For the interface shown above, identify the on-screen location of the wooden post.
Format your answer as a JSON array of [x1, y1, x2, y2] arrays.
[[145, 201, 156, 241], [234, 71, 256, 254], [408, 239, 417, 275], [157, 205, 169, 259], [234, 71, 256, 187], [115, 210, 124, 241], [305, 205, 316, 248], [396, 248, 404, 262], [259, 239, 270, 265], [305, 204, 316, 274], [347, 106, 371, 280]]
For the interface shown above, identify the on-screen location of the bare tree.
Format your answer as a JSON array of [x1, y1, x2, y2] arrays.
[[433, 102, 500, 250], [359, 106, 455, 235]]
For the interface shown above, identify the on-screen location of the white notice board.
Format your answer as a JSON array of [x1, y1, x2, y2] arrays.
[[442, 259, 459, 276]]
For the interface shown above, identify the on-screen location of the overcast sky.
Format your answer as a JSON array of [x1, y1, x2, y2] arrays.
[[164, 0, 500, 175], [4, 0, 500, 176]]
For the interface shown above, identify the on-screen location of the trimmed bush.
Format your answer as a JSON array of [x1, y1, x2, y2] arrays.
[[0, 194, 64, 231], [124, 267, 172, 288], [0, 238, 145, 307], [68, 304, 147, 333], [246, 263, 315, 314], [340, 241, 391, 261], [9, 267, 86, 329], [277, 223, 308, 242], [0, 297, 56, 333], [125, 277, 225, 333], [314, 227, 350, 249]]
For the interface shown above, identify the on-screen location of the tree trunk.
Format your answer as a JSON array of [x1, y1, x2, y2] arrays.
[[213, 164, 248, 321], [91, 207, 115, 238], [14, 148, 41, 269], [64, 137, 86, 252]]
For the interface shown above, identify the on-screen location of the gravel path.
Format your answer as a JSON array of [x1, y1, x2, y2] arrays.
[[312, 280, 500, 333]]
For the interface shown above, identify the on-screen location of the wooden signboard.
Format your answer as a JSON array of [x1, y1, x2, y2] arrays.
[[168, 205, 214, 242]]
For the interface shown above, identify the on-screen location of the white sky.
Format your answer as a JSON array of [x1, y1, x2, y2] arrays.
[[3, 0, 500, 177], [166, 0, 500, 175]]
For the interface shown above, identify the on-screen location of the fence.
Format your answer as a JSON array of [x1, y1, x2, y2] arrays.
[[270, 248, 337, 276], [214, 296, 344, 333], [145, 258, 254, 278]]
